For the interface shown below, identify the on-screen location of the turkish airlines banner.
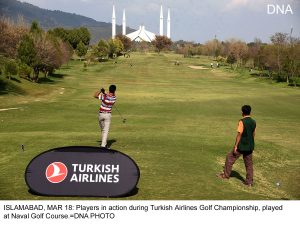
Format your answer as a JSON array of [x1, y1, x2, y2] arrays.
[[25, 146, 140, 197]]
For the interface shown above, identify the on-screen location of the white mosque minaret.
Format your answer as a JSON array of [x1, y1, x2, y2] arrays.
[[167, 8, 171, 39], [112, 5, 171, 42], [112, 5, 116, 39], [160, 5, 164, 36], [122, 9, 126, 36]]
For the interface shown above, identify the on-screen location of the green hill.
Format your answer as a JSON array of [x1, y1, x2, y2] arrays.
[[0, 0, 134, 43]]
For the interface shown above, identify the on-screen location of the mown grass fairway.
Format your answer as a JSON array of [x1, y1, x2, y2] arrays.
[[0, 53, 299, 200]]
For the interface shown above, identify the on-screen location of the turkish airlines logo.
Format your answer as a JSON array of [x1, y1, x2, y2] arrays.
[[45, 162, 68, 183]]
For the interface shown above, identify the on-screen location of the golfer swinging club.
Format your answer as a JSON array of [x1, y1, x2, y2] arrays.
[[94, 85, 117, 148]]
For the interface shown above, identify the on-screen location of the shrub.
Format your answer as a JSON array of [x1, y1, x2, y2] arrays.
[[216, 56, 227, 63], [76, 41, 87, 60], [227, 53, 237, 69], [0, 56, 8, 76], [18, 63, 32, 79], [4, 60, 18, 79]]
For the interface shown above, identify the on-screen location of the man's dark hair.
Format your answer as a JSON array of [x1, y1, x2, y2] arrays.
[[241, 105, 251, 115], [109, 85, 116, 93]]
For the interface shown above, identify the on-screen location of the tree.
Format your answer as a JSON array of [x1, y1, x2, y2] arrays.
[[227, 53, 236, 69], [34, 33, 65, 77], [248, 38, 262, 69], [93, 39, 109, 60], [76, 41, 87, 60], [4, 59, 18, 80], [270, 32, 288, 77], [108, 39, 124, 58], [17, 34, 37, 66], [1, 19, 71, 83], [284, 40, 300, 86], [17, 30, 72, 81], [64, 27, 91, 49], [18, 63, 32, 79], [49, 27, 90, 50], [67, 29, 81, 49], [48, 27, 69, 42], [0, 18, 28, 58], [115, 34, 132, 52], [59, 39, 73, 65], [78, 27, 91, 46], [227, 39, 248, 69], [175, 41, 202, 57], [259, 45, 277, 78], [30, 21, 43, 34], [152, 36, 172, 53], [203, 39, 223, 58]]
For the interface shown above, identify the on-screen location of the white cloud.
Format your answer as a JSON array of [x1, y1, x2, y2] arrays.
[[79, 0, 93, 2], [230, 0, 249, 7], [224, 0, 265, 11]]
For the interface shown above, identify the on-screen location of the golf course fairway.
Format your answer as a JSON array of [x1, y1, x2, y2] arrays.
[[0, 53, 299, 200]]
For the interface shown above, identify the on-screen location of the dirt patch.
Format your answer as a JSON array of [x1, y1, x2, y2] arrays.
[[59, 87, 65, 95], [188, 65, 209, 70], [0, 107, 20, 112]]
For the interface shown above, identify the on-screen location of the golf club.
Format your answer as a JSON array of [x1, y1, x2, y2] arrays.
[[114, 105, 127, 123]]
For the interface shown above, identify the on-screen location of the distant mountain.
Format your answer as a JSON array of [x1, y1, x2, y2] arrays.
[[0, 0, 134, 44]]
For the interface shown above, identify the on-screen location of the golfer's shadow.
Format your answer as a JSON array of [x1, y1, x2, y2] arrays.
[[97, 139, 117, 148], [230, 170, 245, 183]]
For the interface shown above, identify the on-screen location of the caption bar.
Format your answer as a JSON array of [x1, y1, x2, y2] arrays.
[[0, 201, 297, 226]]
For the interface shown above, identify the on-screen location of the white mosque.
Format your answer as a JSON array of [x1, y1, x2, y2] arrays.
[[111, 5, 171, 42]]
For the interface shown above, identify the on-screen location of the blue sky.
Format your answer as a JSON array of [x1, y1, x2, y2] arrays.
[[20, 0, 300, 43]]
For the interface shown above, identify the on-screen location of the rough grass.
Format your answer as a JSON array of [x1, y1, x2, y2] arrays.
[[0, 53, 299, 200]]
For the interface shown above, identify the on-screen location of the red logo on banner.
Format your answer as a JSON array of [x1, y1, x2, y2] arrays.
[[45, 162, 68, 183]]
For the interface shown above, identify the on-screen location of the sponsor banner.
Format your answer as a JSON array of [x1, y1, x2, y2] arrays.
[[25, 146, 140, 197]]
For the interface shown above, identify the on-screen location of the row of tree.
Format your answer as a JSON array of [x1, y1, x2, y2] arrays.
[[82, 35, 172, 62], [1, 18, 297, 86], [0, 17, 174, 83], [0, 19, 93, 82], [91, 35, 126, 60], [175, 34, 300, 86], [48, 27, 90, 49]]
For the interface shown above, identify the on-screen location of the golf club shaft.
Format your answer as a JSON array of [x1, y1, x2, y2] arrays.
[[114, 105, 125, 120]]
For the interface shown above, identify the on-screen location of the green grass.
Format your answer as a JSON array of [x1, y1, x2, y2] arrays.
[[0, 53, 299, 200]]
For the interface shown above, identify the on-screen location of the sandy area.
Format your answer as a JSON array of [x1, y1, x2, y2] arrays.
[[0, 107, 20, 112], [188, 65, 209, 70]]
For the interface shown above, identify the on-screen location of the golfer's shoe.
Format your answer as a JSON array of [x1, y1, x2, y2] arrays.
[[217, 173, 229, 179]]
